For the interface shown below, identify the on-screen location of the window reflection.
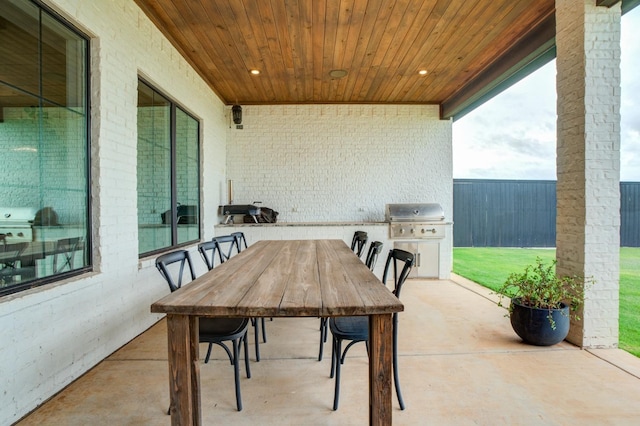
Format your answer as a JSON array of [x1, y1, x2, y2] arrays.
[[0, 1, 90, 296], [137, 81, 200, 256]]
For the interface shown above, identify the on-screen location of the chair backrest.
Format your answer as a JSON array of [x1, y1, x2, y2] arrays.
[[350, 231, 368, 258], [231, 231, 248, 252], [53, 237, 83, 273], [365, 241, 383, 271], [213, 235, 240, 262], [381, 248, 414, 299], [155, 250, 196, 292], [198, 240, 222, 270]]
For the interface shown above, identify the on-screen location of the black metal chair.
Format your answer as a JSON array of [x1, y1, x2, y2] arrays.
[[212, 234, 240, 263], [201, 236, 267, 362], [197, 240, 222, 271], [319, 231, 369, 361], [318, 240, 383, 361], [364, 241, 384, 270], [231, 231, 248, 251], [350, 231, 368, 258], [329, 248, 414, 411], [230, 232, 269, 347], [155, 250, 251, 411]]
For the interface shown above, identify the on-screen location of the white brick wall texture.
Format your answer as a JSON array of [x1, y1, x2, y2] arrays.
[[222, 104, 454, 279], [0, 1, 227, 424], [555, 0, 621, 348], [225, 104, 453, 223]]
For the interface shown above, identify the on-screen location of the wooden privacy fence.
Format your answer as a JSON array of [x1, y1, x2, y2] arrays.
[[453, 179, 640, 247]]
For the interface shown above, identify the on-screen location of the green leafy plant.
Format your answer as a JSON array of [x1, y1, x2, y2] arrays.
[[496, 257, 591, 329]]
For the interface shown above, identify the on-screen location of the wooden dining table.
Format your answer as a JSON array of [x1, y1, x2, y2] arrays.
[[151, 239, 404, 425]]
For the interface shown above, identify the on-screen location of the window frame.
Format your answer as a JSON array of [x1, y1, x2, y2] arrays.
[[137, 78, 201, 258], [0, 0, 92, 297]]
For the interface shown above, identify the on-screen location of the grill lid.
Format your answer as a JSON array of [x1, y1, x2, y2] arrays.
[[220, 204, 261, 216], [385, 203, 444, 222]]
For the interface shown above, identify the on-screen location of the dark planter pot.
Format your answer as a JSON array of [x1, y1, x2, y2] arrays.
[[509, 299, 570, 346]]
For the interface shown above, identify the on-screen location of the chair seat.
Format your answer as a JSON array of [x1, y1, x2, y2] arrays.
[[199, 318, 249, 340], [329, 316, 368, 341]]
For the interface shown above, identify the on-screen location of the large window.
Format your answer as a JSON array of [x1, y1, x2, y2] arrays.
[[0, 0, 91, 296], [137, 81, 200, 256]]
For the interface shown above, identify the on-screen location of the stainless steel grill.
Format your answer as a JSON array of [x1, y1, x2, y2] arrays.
[[385, 203, 451, 279], [385, 203, 446, 239], [0, 207, 37, 243]]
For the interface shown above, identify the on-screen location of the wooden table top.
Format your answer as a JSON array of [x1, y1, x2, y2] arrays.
[[151, 239, 403, 318]]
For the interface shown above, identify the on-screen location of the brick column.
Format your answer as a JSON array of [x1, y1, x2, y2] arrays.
[[555, 0, 621, 348]]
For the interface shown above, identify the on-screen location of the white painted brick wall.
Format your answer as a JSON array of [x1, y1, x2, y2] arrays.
[[225, 104, 453, 223], [555, 0, 621, 348], [0, 1, 227, 424], [222, 104, 453, 279]]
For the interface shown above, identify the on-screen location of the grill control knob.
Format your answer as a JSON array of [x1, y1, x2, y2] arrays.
[[410, 228, 416, 234], [399, 228, 405, 235]]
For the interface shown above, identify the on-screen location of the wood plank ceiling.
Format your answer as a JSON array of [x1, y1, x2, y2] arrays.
[[135, 0, 556, 119]]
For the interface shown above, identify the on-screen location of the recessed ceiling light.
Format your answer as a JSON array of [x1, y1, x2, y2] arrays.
[[329, 69, 348, 79], [250, 69, 260, 75], [418, 69, 428, 76]]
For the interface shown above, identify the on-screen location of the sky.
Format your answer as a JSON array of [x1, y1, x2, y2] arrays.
[[453, 6, 640, 182]]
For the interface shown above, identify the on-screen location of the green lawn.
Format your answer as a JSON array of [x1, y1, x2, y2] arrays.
[[453, 247, 640, 357]]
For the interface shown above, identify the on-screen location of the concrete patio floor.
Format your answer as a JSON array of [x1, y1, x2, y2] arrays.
[[17, 275, 640, 425]]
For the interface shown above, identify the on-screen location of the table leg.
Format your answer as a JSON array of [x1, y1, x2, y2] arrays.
[[166, 314, 201, 426], [369, 313, 393, 425]]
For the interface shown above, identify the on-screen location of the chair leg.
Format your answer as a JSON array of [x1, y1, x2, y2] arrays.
[[261, 317, 267, 342], [318, 317, 327, 361], [393, 314, 405, 410], [332, 337, 343, 411], [204, 343, 213, 363], [243, 332, 251, 379], [318, 318, 329, 361], [393, 350, 405, 410], [323, 318, 328, 342], [253, 318, 261, 362], [329, 335, 336, 378], [232, 338, 243, 411]]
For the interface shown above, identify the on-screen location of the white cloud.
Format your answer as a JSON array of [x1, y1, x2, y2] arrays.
[[453, 7, 640, 182]]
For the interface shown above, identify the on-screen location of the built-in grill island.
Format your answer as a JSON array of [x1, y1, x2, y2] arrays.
[[385, 203, 453, 279]]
